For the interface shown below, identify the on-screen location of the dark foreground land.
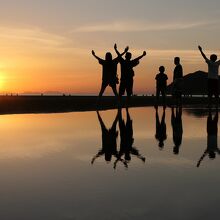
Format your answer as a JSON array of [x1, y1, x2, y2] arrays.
[[0, 95, 214, 115]]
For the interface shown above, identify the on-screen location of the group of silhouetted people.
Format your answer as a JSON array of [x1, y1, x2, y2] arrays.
[[92, 44, 146, 103], [155, 106, 183, 154], [91, 108, 145, 169], [92, 45, 220, 107], [91, 105, 219, 168]]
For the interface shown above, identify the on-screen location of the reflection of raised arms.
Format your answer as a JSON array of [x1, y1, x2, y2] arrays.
[[114, 158, 128, 170], [126, 107, 145, 163], [114, 44, 129, 59], [91, 150, 104, 165], [91, 50, 104, 63], [197, 150, 208, 167], [198, 45, 208, 61], [130, 147, 146, 162], [114, 108, 127, 170], [91, 111, 106, 164], [133, 51, 147, 62]]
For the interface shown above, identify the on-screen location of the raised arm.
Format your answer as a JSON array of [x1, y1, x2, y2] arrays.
[[91, 150, 103, 164], [114, 44, 121, 56], [133, 51, 147, 62], [198, 46, 208, 61], [92, 50, 103, 62], [114, 44, 129, 60]]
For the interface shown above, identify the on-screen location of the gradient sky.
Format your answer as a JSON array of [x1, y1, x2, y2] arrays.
[[0, 0, 220, 94]]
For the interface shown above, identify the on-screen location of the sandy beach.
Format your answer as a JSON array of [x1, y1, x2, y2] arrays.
[[0, 95, 212, 115]]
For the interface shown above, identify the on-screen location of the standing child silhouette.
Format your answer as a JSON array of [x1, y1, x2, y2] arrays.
[[155, 66, 168, 107]]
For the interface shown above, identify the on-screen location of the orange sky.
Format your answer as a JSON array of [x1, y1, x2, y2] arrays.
[[0, 0, 219, 94]]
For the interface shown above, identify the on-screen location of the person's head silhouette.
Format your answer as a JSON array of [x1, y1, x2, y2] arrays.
[[159, 66, 165, 73], [173, 146, 179, 155], [105, 153, 112, 162], [209, 151, 216, 159], [125, 153, 131, 161], [105, 52, 112, 61], [210, 54, 218, 62], [125, 52, 132, 60], [159, 141, 164, 149], [174, 57, 180, 65]]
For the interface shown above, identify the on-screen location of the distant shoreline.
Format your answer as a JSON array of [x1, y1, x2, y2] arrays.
[[0, 95, 213, 115]]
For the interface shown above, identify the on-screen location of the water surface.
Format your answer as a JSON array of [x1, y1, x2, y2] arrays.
[[0, 107, 219, 220]]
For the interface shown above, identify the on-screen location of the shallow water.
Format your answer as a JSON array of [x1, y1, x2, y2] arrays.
[[0, 107, 219, 220]]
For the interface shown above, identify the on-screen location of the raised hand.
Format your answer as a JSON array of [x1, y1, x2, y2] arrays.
[[92, 50, 95, 56], [124, 46, 129, 52], [143, 51, 146, 56], [114, 44, 117, 50], [198, 45, 202, 51]]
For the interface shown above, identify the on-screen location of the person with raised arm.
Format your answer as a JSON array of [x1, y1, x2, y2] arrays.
[[92, 45, 129, 102], [114, 44, 146, 103], [91, 111, 119, 165], [197, 108, 220, 167], [198, 45, 220, 107], [114, 107, 145, 169]]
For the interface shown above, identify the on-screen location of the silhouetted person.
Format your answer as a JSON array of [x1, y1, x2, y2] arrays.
[[171, 106, 183, 155], [155, 66, 168, 107], [92, 46, 129, 101], [114, 44, 146, 103], [197, 108, 220, 167], [198, 46, 220, 107], [155, 107, 167, 150], [172, 57, 183, 106], [91, 111, 119, 164], [114, 108, 145, 169]]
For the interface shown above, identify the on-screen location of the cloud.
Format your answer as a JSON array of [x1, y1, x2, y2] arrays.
[[0, 26, 70, 50], [73, 20, 212, 33]]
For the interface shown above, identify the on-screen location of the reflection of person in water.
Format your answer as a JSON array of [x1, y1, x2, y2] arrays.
[[114, 108, 145, 169], [91, 111, 118, 164], [171, 107, 183, 155], [197, 108, 220, 167], [155, 107, 167, 150]]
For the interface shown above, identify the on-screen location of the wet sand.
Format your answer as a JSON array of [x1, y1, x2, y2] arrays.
[[0, 95, 212, 115]]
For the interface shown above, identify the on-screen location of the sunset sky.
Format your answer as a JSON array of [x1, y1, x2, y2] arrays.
[[0, 0, 220, 94]]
